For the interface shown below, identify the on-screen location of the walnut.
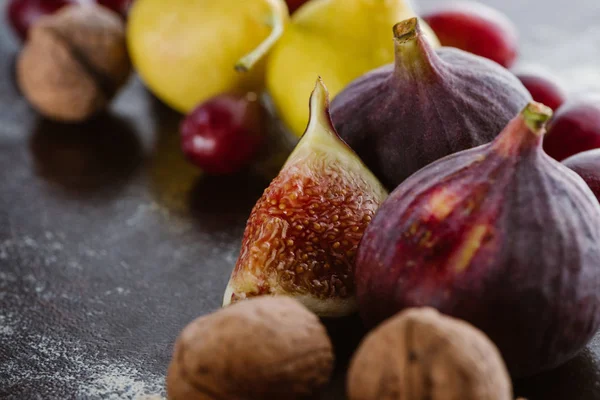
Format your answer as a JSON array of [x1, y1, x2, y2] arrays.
[[17, 4, 131, 122], [167, 296, 334, 400], [348, 308, 512, 400]]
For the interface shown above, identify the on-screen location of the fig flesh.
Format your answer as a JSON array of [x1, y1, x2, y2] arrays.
[[223, 78, 387, 317], [331, 17, 531, 190], [355, 102, 600, 377]]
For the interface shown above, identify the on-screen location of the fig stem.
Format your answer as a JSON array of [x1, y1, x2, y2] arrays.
[[304, 77, 333, 139], [393, 17, 421, 43], [286, 77, 355, 166], [393, 17, 439, 80], [522, 102, 553, 134], [235, 0, 287, 72]]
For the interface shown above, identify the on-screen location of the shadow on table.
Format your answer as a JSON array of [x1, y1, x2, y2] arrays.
[[316, 314, 367, 400], [188, 172, 268, 235], [145, 93, 203, 213], [515, 345, 600, 400], [29, 112, 143, 197]]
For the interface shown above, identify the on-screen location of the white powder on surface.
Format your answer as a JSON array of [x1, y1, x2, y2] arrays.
[[80, 364, 165, 400], [0, 247, 166, 400], [0, 324, 166, 399], [0, 325, 14, 336]]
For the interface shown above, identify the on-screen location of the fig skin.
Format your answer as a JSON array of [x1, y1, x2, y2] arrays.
[[331, 18, 531, 190], [563, 149, 600, 202], [223, 78, 387, 317], [355, 102, 600, 377]]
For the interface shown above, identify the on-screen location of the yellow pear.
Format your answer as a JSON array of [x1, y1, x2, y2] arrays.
[[263, 0, 439, 136], [127, 0, 289, 113]]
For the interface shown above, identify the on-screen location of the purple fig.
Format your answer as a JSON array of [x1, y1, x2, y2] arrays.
[[331, 17, 531, 189], [355, 102, 600, 377], [563, 149, 600, 203]]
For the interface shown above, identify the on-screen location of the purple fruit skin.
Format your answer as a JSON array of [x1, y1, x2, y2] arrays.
[[544, 99, 600, 161], [331, 33, 531, 190], [563, 149, 600, 203], [355, 116, 600, 377]]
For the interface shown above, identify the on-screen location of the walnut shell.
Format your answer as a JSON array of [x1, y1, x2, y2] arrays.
[[167, 296, 334, 400], [17, 4, 131, 122], [348, 308, 512, 400]]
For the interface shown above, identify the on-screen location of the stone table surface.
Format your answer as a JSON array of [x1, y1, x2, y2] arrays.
[[1, 0, 600, 399]]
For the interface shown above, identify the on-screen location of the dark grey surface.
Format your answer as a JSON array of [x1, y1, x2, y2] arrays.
[[1, 0, 600, 399]]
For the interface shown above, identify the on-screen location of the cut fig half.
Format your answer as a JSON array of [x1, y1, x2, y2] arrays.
[[223, 78, 388, 317]]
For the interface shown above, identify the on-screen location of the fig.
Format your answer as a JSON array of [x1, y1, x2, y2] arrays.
[[254, 0, 439, 136], [355, 102, 600, 377], [563, 149, 600, 202], [331, 18, 531, 190], [422, 1, 519, 68], [223, 78, 388, 317], [543, 97, 600, 161]]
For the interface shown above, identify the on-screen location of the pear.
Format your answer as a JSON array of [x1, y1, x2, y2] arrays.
[[223, 78, 387, 317], [127, 0, 288, 113], [239, 0, 438, 136]]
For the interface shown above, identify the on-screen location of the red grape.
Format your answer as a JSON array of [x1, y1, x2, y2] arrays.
[[6, 0, 74, 41], [514, 67, 567, 111], [543, 98, 600, 161], [423, 1, 518, 68], [563, 149, 600, 203], [286, 0, 309, 14], [181, 93, 267, 175]]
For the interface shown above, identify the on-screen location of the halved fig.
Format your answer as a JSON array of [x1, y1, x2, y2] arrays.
[[223, 78, 388, 317]]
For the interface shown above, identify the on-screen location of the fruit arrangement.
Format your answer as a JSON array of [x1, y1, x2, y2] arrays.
[[7, 0, 600, 397], [355, 102, 600, 377]]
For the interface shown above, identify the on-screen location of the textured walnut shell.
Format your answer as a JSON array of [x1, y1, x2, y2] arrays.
[[17, 5, 131, 122], [348, 308, 512, 400], [167, 296, 334, 400]]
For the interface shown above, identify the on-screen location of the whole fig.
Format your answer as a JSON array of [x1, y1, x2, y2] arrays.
[[331, 17, 531, 189], [355, 102, 600, 377]]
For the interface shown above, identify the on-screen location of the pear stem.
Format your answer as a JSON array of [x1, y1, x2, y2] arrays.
[[522, 102, 553, 135], [235, 0, 286, 72]]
